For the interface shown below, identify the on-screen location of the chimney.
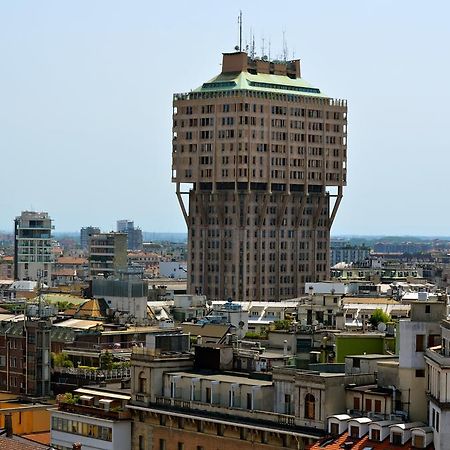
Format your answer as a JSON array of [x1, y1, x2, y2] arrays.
[[4, 413, 12, 438], [73, 443, 82, 450], [121, 378, 130, 389]]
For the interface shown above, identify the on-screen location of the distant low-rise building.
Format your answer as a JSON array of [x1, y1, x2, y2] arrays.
[[331, 241, 371, 266], [0, 255, 14, 279]]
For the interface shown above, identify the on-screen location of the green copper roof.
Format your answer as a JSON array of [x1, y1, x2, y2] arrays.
[[193, 71, 327, 98]]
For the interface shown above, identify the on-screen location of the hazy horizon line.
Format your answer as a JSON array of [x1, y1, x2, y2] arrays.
[[2, 230, 450, 240]]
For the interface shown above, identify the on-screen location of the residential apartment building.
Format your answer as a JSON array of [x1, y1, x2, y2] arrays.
[[89, 232, 127, 278], [425, 318, 450, 450], [330, 265, 423, 283], [14, 211, 54, 285], [172, 50, 347, 302], [331, 241, 371, 266], [398, 301, 445, 422], [80, 226, 101, 250], [0, 318, 51, 398], [117, 220, 143, 251]]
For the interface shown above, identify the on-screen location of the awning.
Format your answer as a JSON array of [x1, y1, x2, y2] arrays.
[[75, 388, 130, 400]]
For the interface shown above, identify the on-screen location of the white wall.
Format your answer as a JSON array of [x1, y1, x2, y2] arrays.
[[399, 320, 440, 369], [104, 295, 148, 320], [159, 261, 187, 279], [304, 282, 346, 295], [51, 411, 131, 450]]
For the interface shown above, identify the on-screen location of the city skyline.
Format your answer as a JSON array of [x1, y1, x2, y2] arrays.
[[1, 1, 449, 234]]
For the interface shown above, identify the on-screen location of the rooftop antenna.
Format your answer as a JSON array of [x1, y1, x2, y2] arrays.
[[245, 27, 250, 53], [268, 39, 271, 61], [249, 27, 255, 58], [282, 29, 288, 61], [261, 37, 265, 59], [251, 31, 256, 58], [238, 10, 243, 51]]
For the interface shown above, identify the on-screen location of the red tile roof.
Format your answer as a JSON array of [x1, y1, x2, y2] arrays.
[[52, 269, 76, 277], [0, 434, 50, 449], [57, 256, 87, 265], [21, 432, 51, 445], [307, 431, 434, 450]]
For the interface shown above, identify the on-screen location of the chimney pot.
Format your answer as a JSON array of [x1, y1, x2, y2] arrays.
[[4, 413, 12, 438]]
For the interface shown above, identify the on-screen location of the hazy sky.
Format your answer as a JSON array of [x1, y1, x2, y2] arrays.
[[1, 1, 449, 235]]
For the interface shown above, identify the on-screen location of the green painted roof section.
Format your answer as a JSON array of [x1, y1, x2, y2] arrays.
[[193, 71, 328, 98]]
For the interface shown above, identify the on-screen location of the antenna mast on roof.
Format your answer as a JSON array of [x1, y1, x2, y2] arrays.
[[251, 32, 256, 58], [248, 27, 255, 58], [238, 10, 243, 51], [282, 29, 288, 61], [261, 37, 265, 59]]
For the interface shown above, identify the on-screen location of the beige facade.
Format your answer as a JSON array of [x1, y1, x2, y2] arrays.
[[88, 232, 128, 278], [128, 336, 389, 450], [172, 51, 347, 301]]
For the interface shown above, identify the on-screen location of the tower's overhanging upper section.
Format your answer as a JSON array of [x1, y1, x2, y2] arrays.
[[172, 50, 347, 192], [192, 51, 328, 98]]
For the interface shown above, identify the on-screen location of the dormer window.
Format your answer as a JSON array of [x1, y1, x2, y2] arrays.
[[392, 431, 402, 445], [371, 429, 380, 441]]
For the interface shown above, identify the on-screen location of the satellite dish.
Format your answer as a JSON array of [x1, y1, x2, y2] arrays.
[[312, 320, 319, 326], [377, 322, 387, 332]]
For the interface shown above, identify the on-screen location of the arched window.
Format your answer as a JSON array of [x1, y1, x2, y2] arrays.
[[305, 393, 315, 419], [138, 371, 147, 394]]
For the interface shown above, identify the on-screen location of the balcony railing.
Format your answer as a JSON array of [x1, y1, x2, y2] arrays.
[[53, 367, 130, 380], [425, 346, 450, 367], [59, 402, 131, 420], [152, 396, 297, 429]]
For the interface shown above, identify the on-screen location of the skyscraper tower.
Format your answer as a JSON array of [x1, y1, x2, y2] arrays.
[[172, 51, 347, 302]]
